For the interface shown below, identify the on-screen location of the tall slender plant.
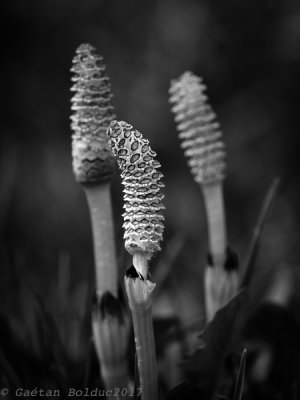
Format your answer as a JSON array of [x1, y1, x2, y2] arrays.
[[107, 120, 165, 400], [169, 71, 238, 321], [71, 43, 117, 296], [70, 44, 130, 396]]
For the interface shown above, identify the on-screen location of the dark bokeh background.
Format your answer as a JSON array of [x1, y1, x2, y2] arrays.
[[1, 0, 300, 395]]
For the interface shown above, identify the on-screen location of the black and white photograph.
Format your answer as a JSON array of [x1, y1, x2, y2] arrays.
[[1, 1, 300, 399]]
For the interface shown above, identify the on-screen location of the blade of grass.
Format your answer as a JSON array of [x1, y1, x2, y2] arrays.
[[153, 234, 188, 357], [183, 290, 246, 399], [153, 234, 186, 297], [233, 349, 247, 400], [240, 177, 280, 288]]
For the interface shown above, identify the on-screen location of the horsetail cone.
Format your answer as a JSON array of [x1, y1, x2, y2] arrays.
[[107, 121, 164, 259], [71, 43, 116, 183], [169, 71, 226, 184]]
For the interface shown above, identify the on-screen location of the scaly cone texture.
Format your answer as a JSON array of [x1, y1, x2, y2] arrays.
[[71, 43, 116, 183], [169, 71, 226, 184], [107, 120, 164, 259]]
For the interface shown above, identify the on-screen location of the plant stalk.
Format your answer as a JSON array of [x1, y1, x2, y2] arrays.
[[92, 292, 130, 399], [125, 259, 157, 400], [204, 265, 239, 322], [84, 182, 118, 297], [202, 181, 226, 269]]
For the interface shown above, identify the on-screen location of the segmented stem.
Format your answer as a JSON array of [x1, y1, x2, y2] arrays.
[[125, 263, 157, 400]]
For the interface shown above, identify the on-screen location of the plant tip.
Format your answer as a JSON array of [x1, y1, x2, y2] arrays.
[[107, 120, 165, 258], [169, 71, 226, 184], [71, 43, 116, 183]]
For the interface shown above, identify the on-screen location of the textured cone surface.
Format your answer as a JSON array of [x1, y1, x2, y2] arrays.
[[71, 43, 116, 183], [169, 71, 226, 184], [107, 121, 164, 255]]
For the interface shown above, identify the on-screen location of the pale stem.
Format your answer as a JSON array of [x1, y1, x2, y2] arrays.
[[205, 265, 239, 322], [204, 266, 219, 322], [84, 182, 118, 297], [92, 293, 130, 399], [125, 252, 158, 400], [131, 303, 157, 400], [202, 181, 226, 269], [133, 252, 150, 277]]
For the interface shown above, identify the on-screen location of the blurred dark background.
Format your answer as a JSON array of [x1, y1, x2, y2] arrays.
[[1, 0, 300, 396]]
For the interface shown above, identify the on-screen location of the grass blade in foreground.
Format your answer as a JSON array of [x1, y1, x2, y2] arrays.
[[233, 349, 247, 400], [182, 290, 246, 399], [240, 177, 280, 288]]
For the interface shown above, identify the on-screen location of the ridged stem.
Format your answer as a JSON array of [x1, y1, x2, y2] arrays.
[[201, 181, 226, 270], [84, 182, 118, 297], [125, 258, 157, 400], [131, 305, 157, 400]]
